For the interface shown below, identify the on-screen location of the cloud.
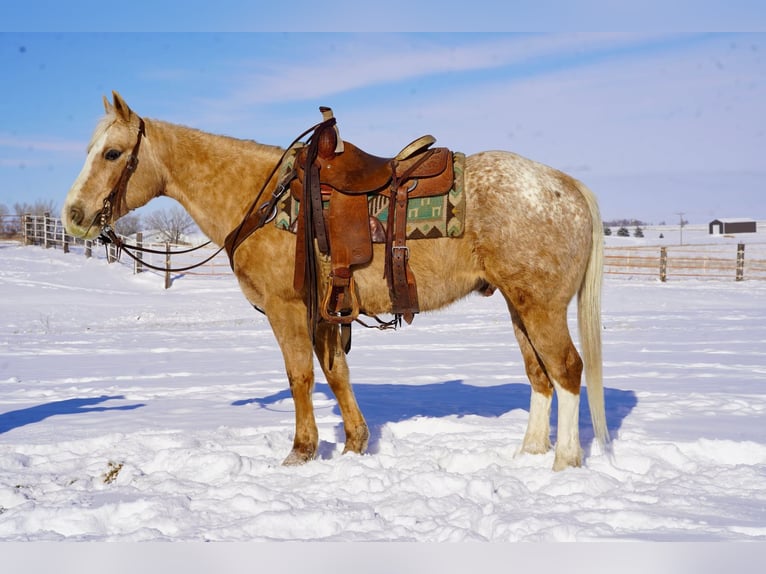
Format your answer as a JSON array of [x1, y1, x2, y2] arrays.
[[194, 33, 680, 109], [330, 33, 766, 175], [167, 32, 765, 188], [0, 134, 83, 155]]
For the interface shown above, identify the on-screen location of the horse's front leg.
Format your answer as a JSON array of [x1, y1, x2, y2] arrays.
[[314, 323, 369, 455], [266, 300, 319, 465]]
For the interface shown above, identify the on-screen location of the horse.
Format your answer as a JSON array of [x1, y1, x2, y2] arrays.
[[62, 91, 608, 471]]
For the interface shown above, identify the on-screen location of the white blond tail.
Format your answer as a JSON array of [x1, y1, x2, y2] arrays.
[[576, 181, 610, 449]]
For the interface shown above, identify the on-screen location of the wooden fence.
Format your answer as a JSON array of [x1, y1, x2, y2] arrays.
[[11, 214, 766, 286], [16, 213, 231, 288], [0, 214, 23, 239], [604, 243, 766, 281]]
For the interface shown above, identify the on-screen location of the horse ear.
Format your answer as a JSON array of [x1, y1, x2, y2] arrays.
[[111, 90, 133, 122], [103, 95, 113, 114]]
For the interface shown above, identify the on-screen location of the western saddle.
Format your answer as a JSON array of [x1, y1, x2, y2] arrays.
[[226, 107, 455, 348]]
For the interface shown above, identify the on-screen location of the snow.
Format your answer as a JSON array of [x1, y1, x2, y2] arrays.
[[1, 227, 766, 552]]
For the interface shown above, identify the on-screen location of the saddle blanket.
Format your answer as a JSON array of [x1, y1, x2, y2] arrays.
[[275, 152, 466, 241]]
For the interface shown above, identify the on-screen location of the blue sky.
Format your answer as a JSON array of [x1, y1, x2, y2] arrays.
[[1, 28, 765, 223]]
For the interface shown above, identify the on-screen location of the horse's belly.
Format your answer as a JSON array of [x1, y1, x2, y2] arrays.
[[351, 237, 483, 315]]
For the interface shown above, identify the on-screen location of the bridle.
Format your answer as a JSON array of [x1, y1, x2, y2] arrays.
[[99, 117, 146, 229], [95, 113, 321, 275], [95, 115, 225, 273]]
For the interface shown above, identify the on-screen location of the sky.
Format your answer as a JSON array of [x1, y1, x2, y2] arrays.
[[1, 6, 765, 224]]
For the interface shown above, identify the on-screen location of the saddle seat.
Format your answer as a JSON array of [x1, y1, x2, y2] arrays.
[[295, 134, 445, 196]]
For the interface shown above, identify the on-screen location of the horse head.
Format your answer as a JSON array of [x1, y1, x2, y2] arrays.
[[62, 91, 162, 239]]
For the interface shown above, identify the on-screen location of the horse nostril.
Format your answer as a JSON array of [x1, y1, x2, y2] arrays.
[[69, 206, 84, 226]]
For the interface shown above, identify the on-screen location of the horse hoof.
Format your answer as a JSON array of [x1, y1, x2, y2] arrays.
[[552, 448, 583, 471], [342, 424, 370, 455], [519, 439, 552, 456], [282, 447, 316, 466]]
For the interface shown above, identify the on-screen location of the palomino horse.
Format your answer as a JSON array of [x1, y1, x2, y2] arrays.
[[63, 92, 608, 471]]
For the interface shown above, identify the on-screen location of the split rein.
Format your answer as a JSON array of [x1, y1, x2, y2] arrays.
[[96, 117, 323, 275]]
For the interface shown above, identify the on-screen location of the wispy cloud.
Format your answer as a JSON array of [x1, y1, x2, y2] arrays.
[[328, 33, 765, 175], [197, 33, 683, 109], [0, 158, 30, 167], [0, 134, 83, 155]]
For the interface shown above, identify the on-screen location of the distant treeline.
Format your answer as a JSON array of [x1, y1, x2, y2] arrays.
[[603, 219, 649, 227]]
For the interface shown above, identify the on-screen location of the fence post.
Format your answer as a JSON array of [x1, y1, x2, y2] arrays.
[[85, 239, 92, 258], [659, 247, 668, 282], [23, 214, 33, 245], [736, 243, 745, 281], [43, 213, 52, 249], [63, 229, 69, 254], [134, 232, 144, 274], [164, 243, 171, 289]]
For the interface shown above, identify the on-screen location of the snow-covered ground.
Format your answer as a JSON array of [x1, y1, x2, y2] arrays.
[[1, 226, 765, 547]]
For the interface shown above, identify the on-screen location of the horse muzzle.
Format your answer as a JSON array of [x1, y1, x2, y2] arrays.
[[62, 203, 103, 240]]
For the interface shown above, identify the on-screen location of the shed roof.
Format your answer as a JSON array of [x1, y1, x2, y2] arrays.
[[709, 218, 756, 224]]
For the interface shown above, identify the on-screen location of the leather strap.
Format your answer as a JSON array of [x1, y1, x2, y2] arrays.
[[381, 150, 436, 323], [296, 116, 338, 344], [386, 178, 419, 324], [307, 164, 328, 255], [100, 118, 146, 227]]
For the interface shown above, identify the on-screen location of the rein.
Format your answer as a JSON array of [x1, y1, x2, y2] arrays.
[[96, 114, 324, 275], [96, 111, 400, 338], [95, 116, 221, 272]]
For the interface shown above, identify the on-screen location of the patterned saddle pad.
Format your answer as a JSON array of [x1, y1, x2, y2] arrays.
[[274, 152, 466, 241]]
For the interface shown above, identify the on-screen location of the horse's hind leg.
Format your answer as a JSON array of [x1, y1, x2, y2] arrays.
[[314, 323, 370, 455], [509, 308, 553, 455], [506, 294, 584, 470]]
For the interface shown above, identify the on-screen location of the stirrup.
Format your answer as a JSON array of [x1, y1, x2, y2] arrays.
[[320, 275, 360, 325]]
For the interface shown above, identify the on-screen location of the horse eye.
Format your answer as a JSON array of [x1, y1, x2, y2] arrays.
[[104, 149, 122, 161]]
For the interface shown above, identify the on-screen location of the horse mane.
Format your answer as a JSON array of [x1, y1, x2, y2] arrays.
[[158, 119, 285, 156], [88, 110, 285, 161]]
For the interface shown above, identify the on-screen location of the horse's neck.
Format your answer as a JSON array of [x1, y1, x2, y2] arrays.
[[150, 119, 283, 245]]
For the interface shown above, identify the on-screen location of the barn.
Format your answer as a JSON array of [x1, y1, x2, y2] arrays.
[[709, 218, 757, 235]]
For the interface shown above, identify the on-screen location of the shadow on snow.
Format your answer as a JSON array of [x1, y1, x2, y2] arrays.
[[0, 384, 637, 458], [235, 380, 637, 455], [0, 395, 145, 434]]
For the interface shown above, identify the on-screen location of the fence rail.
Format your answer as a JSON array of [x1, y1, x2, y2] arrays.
[[604, 243, 766, 281], [7, 214, 766, 286], [0, 214, 23, 238], [14, 213, 231, 288]]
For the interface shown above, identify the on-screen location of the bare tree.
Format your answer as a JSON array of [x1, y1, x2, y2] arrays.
[[144, 206, 196, 244], [13, 199, 58, 217], [0, 203, 14, 236], [114, 212, 143, 237]]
